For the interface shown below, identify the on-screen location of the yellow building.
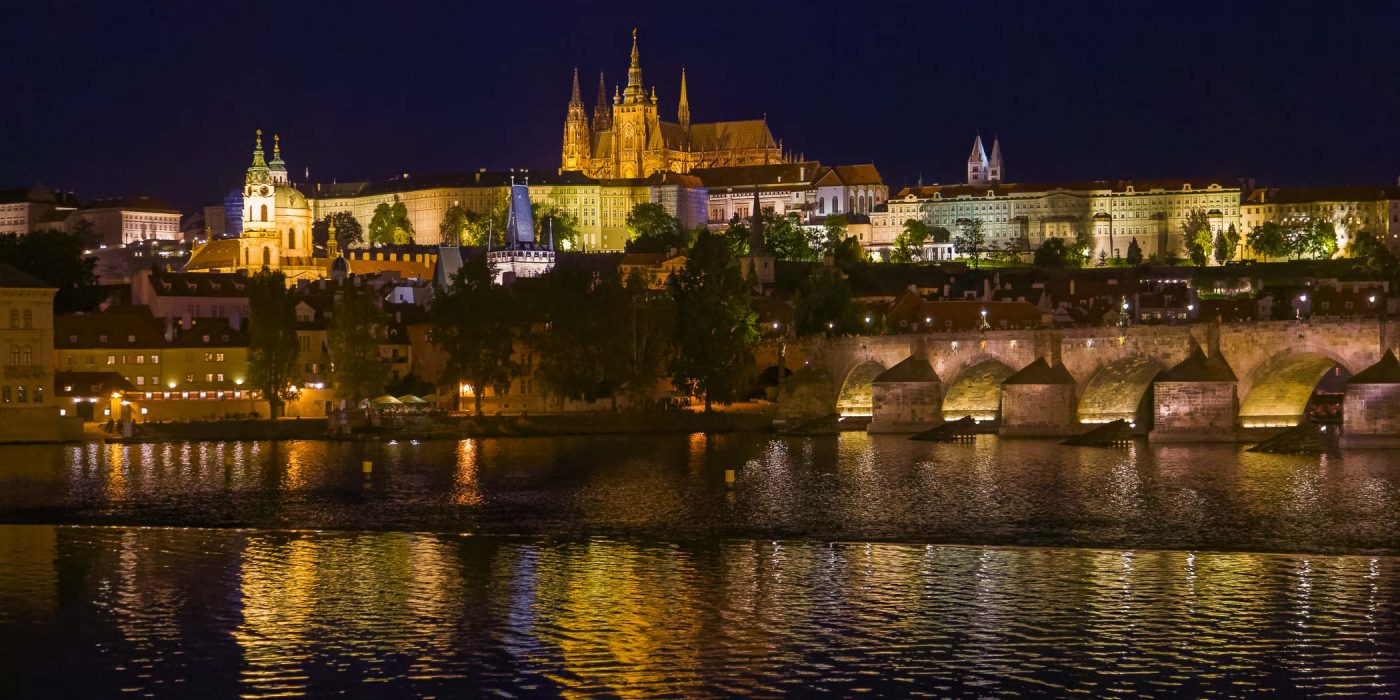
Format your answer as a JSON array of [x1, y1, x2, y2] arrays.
[[0, 264, 76, 441], [562, 30, 788, 179], [54, 307, 266, 421], [1240, 186, 1400, 258]]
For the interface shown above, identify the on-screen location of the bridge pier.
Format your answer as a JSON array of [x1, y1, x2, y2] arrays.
[[1341, 350, 1400, 448], [869, 356, 943, 433], [1000, 358, 1079, 436], [1150, 344, 1239, 442]]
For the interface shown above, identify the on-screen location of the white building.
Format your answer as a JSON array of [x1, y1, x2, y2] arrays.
[[693, 161, 887, 225], [0, 186, 78, 235], [487, 182, 555, 285], [67, 196, 182, 247]]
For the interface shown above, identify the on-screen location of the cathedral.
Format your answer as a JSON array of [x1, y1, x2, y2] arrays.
[[562, 30, 789, 179]]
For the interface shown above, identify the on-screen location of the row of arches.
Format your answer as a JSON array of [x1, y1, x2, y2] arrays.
[[832, 350, 1353, 429]]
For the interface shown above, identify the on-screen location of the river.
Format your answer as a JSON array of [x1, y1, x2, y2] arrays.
[[0, 433, 1397, 696]]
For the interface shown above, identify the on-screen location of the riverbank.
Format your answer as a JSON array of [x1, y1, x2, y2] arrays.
[[103, 410, 773, 443]]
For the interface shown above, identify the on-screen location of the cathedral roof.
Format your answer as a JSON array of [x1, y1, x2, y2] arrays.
[[274, 184, 309, 209], [685, 119, 777, 152], [814, 164, 884, 187], [308, 170, 599, 199], [895, 179, 1238, 200], [691, 161, 821, 188]]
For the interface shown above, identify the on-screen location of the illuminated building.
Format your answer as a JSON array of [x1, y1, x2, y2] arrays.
[[693, 162, 887, 225], [0, 186, 78, 235], [66, 195, 181, 246], [0, 264, 75, 441], [561, 30, 789, 179], [486, 182, 555, 285], [869, 136, 1241, 262], [1240, 185, 1400, 257]]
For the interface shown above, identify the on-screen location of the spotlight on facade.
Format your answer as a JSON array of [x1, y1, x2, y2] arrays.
[[864, 316, 872, 324]]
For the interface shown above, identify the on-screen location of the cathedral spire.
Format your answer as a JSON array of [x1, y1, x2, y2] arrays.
[[989, 136, 1003, 182], [678, 66, 690, 128], [250, 129, 267, 169], [569, 67, 582, 106], [593, 70, 611, 131], [623, 28, 645, 103]]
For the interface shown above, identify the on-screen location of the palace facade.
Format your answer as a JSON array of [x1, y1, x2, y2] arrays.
[[868, 136, 1241, 262], [561, 30, 789, 179]]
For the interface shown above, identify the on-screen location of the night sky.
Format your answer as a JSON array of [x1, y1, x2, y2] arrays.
[[4, 0, 1399, 213]]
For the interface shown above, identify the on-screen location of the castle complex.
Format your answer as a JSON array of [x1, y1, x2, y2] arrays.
[[561, 30, 788, 179]]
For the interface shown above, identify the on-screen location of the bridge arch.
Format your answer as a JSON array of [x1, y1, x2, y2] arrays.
[[1238, 349, 1354, 428], [835, 360, 887, 417], [1077, 355, 1164, 427], [941, 356, 1015, 422]]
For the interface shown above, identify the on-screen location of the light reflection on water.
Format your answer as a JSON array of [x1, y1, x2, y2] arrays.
[[0, 433, 1396, 552], [2, 526, 1395, 696]]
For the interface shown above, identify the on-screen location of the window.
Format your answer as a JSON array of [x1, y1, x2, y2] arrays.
[[106, 355, 116, 365], [34, 387, 42, 404], [7, 309, 16, 328], [151, 355, 160, 364], [136, 355, 145, 365], [16, 386, 25, 403], [216, 373, 224, 382], [205, 373, 214, 382], [1, 386, 7, 403], [136, 376, 145, 386], [185, 374, 194, 383], [21, 347, 31, 366], [260, 204, 268, 222], [22, 309, 31, 329], [7, 347, 15, 366], [215, 353, 225, 362]]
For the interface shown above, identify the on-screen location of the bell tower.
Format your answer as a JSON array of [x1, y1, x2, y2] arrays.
[[240, 129, 279, 271], [612, 29, 656, 178]]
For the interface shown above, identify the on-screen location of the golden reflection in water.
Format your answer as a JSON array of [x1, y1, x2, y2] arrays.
[[279, 441, 314, 492], [103, 443, 129, 501], [232, 532, 465, 695], [531, 539, 703, 698], [454, 439, 482, 506]]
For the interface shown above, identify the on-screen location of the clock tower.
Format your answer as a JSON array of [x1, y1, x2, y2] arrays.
[[240, 129, 279, 270]]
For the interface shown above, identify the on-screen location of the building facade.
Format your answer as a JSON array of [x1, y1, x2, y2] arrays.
[[869, 138, 1240, 262], [0, 264, 75, 441], [561, 30, 788, 179], [694, 161, 888, 226], [66, 196, 181, 247], [1240, 186, 1400, 257], [0, 186, 77, 235]]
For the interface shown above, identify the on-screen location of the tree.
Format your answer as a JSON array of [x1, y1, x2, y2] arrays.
[[1126, 238, 1144, 267], [820, 214, 850, 254], [438, 205, 470, 247], [430, 255, 518, 414], [527, 266, 624, 408], [831, 235, 869, 272], [669, 228, 759, 412], [1097, 250, 1109, 267], [1181, 209, 1214, 266], [891, 219, 931, 263], [367, 200, 413, 246], [313, 212, 363, 250], [762, 212, 819, 261], [327, 285, 390, 404], [794, 267, 858, 335], [1302, 219, 1338, 260], [1247, 222, 1289, 260], [928, 225, 953, 243], [461, 208, 506, 248], [1346, 229, 1399, 277], [625, 203, 688, 253], [1033, 237, 1074, 268], [953, 219, 987, 268], [535, 207, 579, 251], [0, 227, 100, 313], [618, 269, 676, 405], [246, 269, 300, 418]]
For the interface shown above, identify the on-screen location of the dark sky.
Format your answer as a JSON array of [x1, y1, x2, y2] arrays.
[[4, 0, 1398, 212]]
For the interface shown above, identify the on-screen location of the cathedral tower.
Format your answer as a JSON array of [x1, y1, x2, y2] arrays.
[[678, 67, 690, 130], [613, 28, 658, 178], [561, 67, 591, 171], [967, 134, 990, 186], [988, 137, 1003, 183], [592, 71, 612, 132]]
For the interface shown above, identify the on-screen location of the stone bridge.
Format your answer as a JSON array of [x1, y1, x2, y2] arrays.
[[765, 319, 1400, 444]]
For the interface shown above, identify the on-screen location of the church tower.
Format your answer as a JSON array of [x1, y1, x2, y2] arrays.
[[561, 67, 591, 172], [678, 67, 690, 130], [988, 137, 1003, 183], [612, 28, 658, 178], [967, 134, 990, 186], [269, 133, 289, 185], [240, 129, 279, 270], [592, 71, 612, 132]]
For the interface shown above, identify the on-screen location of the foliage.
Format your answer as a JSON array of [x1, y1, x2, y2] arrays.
[[246, 269, 300, 418], [438, 205, 470, 247], [1247, 222, 1289, 260], [1126, 238, 1144, 267], [1097, 250, 1109, 267], [928, 225, 953, 244], [618, 269, 676, 404], [1345, 229, 1399, 274], [625, 203, 689, 253], [1300, 219, 1338, 260], [525, 266, 626, 406], [953, 219, 987, 268], [535, 207, 579, 250], [891, 219, 931, 263], [327, 285, 390, 404], [819, 214, 850, 254], [762, 212, 819, 261], [1181, 209, 1214, 266], [312, 212, 363, 250], [461, 208, 506, 248], [430, 255, 517, 413], [794, 267, 860, 336], [1033, 237, 1075, 268], [367, 200, 414, 246], [668, 228, 759, 411], [1212, 230, 1231, 266], [0, 226, 101, 313]]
